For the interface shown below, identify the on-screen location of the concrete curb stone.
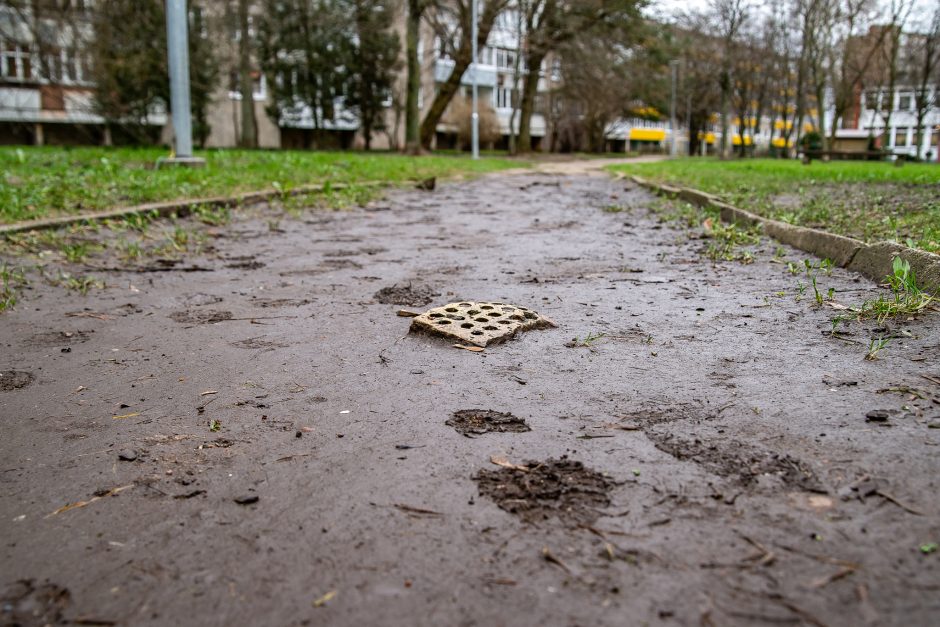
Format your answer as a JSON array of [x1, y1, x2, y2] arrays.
[[0, 180, 386, 236], [630, 174, 940, 292]]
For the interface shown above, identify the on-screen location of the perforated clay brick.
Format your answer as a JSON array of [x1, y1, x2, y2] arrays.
[[409, 301, 555, 347]]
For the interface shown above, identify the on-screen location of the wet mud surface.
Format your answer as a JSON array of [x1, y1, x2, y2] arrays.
[[373, 283, 438, 307], [447, 409, 531, 436], [1, 173, 940, 626], [474, 458, 614, 525]]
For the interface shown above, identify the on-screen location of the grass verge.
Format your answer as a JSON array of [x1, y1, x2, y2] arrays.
[[0, 147, 524, 224], [609, 158, 940, 253]]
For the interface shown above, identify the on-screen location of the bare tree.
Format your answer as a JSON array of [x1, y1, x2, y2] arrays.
[[516, 0, 642, 153], [404, 0, 429, 153], [871, 0, 914, 152], [906, 4, 940, 159], [236, 0, 258, 148], [827, 0, 886, 148], [419, 0, 509, 150], [710, 0, 749, 159]]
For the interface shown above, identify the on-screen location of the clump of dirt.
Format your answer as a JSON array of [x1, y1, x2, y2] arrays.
[[280, 259, 362, 276], [0, 579, 70, 626], [169, 309, 233, 324], [446, 409, 531, 436], [27, 330, 90, 347], [0, 370, 34, 391], [373, 283, 437, 307], [474, 457, 614, 525], [226, 260, 265, 270], [615, 401, 707, 427], [249, 297, 312, 308], [648, 432, 824, 492], [230, 337, 287, 349], [181, 293, 223, 306]]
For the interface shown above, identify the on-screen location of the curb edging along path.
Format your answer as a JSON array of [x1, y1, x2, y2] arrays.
[[0, 180, 391, 236], [627, 174, 940, 293]]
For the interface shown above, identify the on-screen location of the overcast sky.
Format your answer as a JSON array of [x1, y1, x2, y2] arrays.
[[644, 0, 938, 24]]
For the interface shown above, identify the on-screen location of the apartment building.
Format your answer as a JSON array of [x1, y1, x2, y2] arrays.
[[0, 0, 127, 145], [0, 1, 559, 151]]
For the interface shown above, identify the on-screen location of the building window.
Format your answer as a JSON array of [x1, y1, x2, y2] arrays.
[[864, 90, 878, 110], [894, 128, 908, 146], [496, 86, 513, 109], [898, 93, 912, 111], [495, 48, 515, 70], [1, 41, 35, 82]]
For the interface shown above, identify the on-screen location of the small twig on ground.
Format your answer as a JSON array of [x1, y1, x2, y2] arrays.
[[393, 504, 444, 517], [738, 533, 776, 567], [875, 489, 924, 515], [541, 547, 572, 574], [45, 484, 134, 518], [810, 566, 856, 589]]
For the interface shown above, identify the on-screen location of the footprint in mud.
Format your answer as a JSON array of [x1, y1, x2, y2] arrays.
[[446, 409, 530, 437], [648, 432, 824, 492], [249, 297, 313, 308], [0, 579, 70, 626], [0, 370, 34, 391], [27, 330, 92, 347], [474, 457, 614, 525], [614, 401, 707, 427], [169, 309, 233, 324], [323, 246, 387, 257], [225, 260, 266, 270], [279, 259, 362, 276], [230, 337, 287, 349], [373, 283, 438, 307], [181, 293, 224, 307]]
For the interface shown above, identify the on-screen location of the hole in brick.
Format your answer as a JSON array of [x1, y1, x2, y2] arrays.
[[437, 320, 452, 325], [461, 323, 474, 329]]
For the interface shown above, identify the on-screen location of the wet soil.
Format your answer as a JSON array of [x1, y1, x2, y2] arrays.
[[1, 172, 939, 626], [0, 579, 70, 626], [373, 283, 438, 307], [446, 409, 531, 436], [0, 370, 33, 391], [168, 309, 233, 324], [474, 458, 614, 525]]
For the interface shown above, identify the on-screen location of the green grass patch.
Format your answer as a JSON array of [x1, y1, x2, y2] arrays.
[[0, 147, 524, 224], [610, 158, 940, 253]]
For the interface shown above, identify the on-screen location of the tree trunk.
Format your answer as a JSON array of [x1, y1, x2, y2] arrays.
[[418, 38, 473, 149], [718, 80, 729, 159], [405, 0, 422, 154], [507, 3, 524, 154], [517, 51, 545, 153], [237, 0, 258, 148], [419, 1, 501, 150]]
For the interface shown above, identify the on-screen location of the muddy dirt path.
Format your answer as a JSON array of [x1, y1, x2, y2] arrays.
[[1, 174, 939, 626]]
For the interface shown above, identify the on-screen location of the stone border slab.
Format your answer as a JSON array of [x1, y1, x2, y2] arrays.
[[628, 174, 940, 293], [0, 180, 389, 236]]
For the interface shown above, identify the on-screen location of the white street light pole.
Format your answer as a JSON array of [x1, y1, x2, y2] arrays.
[[669, 59, 678, 158], [471, 0, 479, 159], [163, 0, 204, 166]]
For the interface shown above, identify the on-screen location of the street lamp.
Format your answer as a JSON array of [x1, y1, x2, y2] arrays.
[[471, 0, 479, 159], [669, 59, 678, 158], [162, 0, 204, 167]]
